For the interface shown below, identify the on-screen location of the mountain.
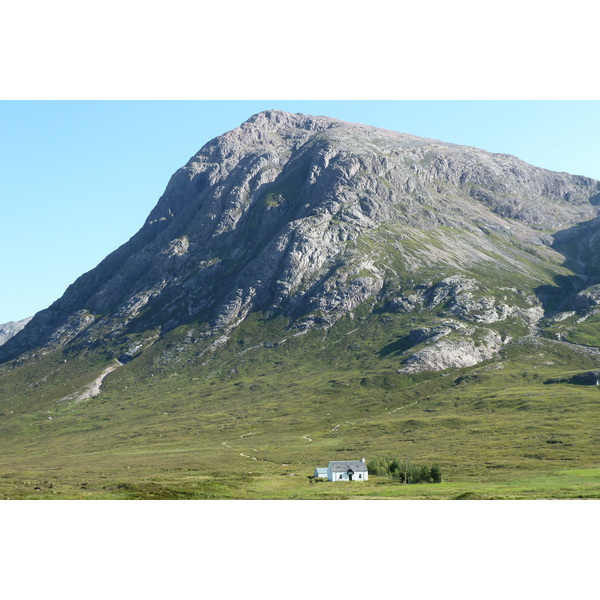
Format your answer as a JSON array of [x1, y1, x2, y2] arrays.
[[3, 110, 600, 370], [1, 110, 600, 498], [0, 317, 32, 346]]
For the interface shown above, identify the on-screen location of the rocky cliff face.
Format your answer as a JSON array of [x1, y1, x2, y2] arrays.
[[3, 110, 600, 372], [0, 317, 32, 346]]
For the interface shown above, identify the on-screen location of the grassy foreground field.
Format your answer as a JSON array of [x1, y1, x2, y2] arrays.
[[2, 466, 600, 500], [1, 312, 600, 499]]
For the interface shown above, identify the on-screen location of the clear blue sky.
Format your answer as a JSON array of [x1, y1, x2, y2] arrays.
[[2, 100, 600, 324]]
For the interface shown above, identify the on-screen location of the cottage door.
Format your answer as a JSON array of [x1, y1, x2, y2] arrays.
[[348, 470, 353, 481]]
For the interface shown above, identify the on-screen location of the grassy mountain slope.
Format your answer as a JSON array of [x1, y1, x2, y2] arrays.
[[1, 299, 599, 499], [1, 111, 600, 498]]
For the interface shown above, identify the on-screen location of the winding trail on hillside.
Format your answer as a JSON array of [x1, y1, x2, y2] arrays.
[[389, 400, 419, 413], [519, 328, 600, 357], [59, 361, 122, 403], [240, 452, 257, 460], [222, 434, 270, 463], [550, 337, 600, 356]]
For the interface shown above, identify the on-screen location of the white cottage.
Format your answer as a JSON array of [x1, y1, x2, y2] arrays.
[[313, 467, 328, 478], [326, 458, 368, 482]]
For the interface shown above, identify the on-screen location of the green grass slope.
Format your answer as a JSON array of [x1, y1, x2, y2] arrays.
[[1, 302, 600, 499]]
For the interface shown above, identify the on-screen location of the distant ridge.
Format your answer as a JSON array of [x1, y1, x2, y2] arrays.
[[0, 317, 32, 347]]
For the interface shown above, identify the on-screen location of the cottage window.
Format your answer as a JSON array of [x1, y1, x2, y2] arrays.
[[339, 474, 342, 479], [358, 474, 362, 479]]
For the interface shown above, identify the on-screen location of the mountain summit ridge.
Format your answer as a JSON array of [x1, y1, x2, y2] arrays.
[[2, 110, 600, 374]]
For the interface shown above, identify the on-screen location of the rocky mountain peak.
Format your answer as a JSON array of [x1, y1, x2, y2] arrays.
[[242, 109, 338, 133], [2, 112, 600, 374]]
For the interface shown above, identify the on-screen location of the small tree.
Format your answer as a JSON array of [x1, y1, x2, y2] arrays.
[[402, 458, 411, 484], [430, 464, 442, 483], [368, 457, 442, 484], [414, 464, 431, 483]]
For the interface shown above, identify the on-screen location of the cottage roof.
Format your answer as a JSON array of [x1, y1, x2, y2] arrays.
[[314, 467, 328, 475], [328, 460, 368, 472]]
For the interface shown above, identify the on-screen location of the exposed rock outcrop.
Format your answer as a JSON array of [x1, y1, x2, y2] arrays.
[[400, 330, 506, 373], [546, 370, 600, 386], [2, 110, 600, 374], [0, 317, 32, 346]]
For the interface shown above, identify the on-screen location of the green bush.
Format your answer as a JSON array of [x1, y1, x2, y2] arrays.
[[430, 464, 442, 483], [367, 458, 442, 483]]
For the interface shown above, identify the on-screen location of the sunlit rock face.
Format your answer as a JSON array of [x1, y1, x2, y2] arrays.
[[0, 317, 32, 346], [2, 110, 600, 372]]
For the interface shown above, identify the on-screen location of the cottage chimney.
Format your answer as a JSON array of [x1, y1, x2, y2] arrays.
[[362, 457, 366, 463]]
